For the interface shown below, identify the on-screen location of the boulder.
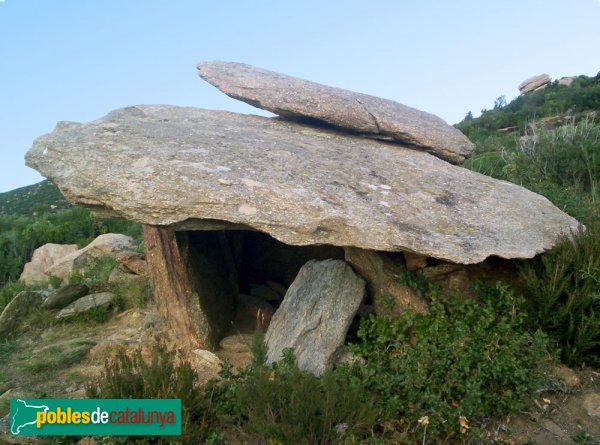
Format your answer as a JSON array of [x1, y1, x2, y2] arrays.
[[518, 74, 551, 93], [219, 334, 254, 353], [56, 292, 115, 319], [236, 294, 275, 328], [344, 247, 427, 315], [116, 251, 147, 275], [42, 284, 89, 310], [583, 393, 600, 418], [19, 243, 78, 285], [197, 61, 474, 164], [190, 349, 222, 370], [403, 251, 428, 271], [0, 291, 45, 338], [107, 267, 146, 286], [25, 105, 580, 265], [265, 259, 365, 375], [46, 234, 136, 280], [558, 76, 575, 87]]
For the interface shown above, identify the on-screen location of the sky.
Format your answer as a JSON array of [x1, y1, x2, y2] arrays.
[[0, 1, 599, 193]]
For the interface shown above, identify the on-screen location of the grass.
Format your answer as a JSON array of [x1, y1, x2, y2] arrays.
[[87, 343, 215, 444], [0, 280, 28, 315], [465, 119, 599, 220], [519, 219, 600, 367], [463, 116, 600, 368], [21, 340, 95, 374]]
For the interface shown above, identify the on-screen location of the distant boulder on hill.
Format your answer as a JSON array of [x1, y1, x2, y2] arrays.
[[518, 74, 551, 93], [558, 76, 576, 87]]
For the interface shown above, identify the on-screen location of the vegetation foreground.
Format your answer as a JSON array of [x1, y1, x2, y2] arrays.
[[0, 73, 599, 444]]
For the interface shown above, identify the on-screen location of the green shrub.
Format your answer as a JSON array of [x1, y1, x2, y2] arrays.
[[87, 343, 219, 444], [114, 277, 152, 309], [519, 220, 600, 367], [0, 280, 27, 314], [222, 347, 377, 444], [203, 331, 376, 444], [68, 257, 118, 292], [21, 340, 95, 374], [505, 120, 599, 219], [465, 119, 599, 221], [342, 282, 551, 443]]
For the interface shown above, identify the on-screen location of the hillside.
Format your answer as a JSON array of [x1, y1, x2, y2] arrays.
[[455, 72, 600, 222], [457, 72, 600, 141], [0, 179, 70, 216]]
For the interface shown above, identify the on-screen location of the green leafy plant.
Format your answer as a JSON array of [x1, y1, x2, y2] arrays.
[[342, 281, 551, 443], [465, 119, 599, 221], [572, 430, 596, 444], [0, 280, 28, 314], [230, 348, 376, 445], [113, 277, 152, 309], [68, 257, 118, 292], [87, 343, 220, 444], [206, 330, 377, 444], [519, 220, 600, 366]]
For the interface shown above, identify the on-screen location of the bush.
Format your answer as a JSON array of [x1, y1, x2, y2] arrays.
[[505, 120, 599, 219], [519, 220, 600, 367], [82, 287, 553, 444], [342, 282, 551, 443], [220, 345, 377, 445], [68, 257, 119, 292], [87, 343, 219, 444], [465, 119, 599, 221], [0, 280, 27, 315]]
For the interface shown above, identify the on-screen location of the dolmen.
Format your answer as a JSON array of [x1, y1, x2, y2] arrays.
[[25, 61, 580, 373]]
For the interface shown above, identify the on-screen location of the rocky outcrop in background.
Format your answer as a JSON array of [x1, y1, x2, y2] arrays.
[[518, 74, 551, 93]]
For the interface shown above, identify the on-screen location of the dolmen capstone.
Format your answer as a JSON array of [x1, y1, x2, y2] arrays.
[[25, 61, 580, 373]]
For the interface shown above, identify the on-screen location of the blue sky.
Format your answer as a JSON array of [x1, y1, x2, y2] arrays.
[[0, 0, 599, 192]]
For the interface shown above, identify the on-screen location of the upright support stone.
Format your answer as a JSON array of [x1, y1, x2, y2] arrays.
[[142, 226, 236, 350], [265, 259, 365, 375], [345, 247, 428, 316]]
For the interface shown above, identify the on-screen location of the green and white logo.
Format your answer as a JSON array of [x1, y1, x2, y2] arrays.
[[10, 399, 181, 436]]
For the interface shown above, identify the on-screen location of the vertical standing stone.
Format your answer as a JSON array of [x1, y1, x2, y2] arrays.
[[265, 259, 365, 375], [143, 226, 236, 350], [345, 247, 428, 316]]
